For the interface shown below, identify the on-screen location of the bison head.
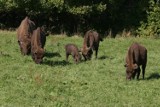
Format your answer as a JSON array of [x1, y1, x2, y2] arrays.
[[74, 53, 82, 64], [32, 48, 44, 64], [18, 38, 31, 55], [81, 47, 93, 60], [124, 63, 138, 80], [40, 25, 49, 37]]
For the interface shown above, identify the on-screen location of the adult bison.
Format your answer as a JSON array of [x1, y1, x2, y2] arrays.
[[31, 27, 48, 64], [81, 30, 103, 60], [124, 42, 147, 80], [17, 16, 36, 55]]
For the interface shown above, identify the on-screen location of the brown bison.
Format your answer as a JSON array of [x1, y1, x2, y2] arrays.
[[124, 42, 147, 80], [31, 27, 47, 64], [65, 44, 81, 63], [81, 30, 103, 60], [17, 16, 36, 55]]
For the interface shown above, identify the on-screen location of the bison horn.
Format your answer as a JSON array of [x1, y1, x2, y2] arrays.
[[80, 48, 83, 52], [133, 64, 138, 69], [86, 47, 91, 51]]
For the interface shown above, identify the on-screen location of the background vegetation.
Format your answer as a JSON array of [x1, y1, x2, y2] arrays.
[[0, 0, 160, 37], [0, 31, 160, 106]]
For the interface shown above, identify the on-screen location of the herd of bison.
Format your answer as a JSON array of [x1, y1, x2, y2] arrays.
[[16, 17, 147, 80]]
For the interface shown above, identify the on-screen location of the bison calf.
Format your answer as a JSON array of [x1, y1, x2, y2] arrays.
[[124, 42, 147, 80], [65, 44, 81, 63]]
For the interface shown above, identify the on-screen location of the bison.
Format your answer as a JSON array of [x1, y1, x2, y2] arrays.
[[124, 42, 147, 80], [17, 16, 36, 55], [31, 27, 48, 64], [65, 44, 81, 63], [81, 30, 103, 60]]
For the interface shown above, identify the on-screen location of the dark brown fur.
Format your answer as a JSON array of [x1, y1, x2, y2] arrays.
[[65, 44, 81, 63], [39, 26, 49, 48], [81, 30, 103, 60], [31, 27, 45, 64], [17, 16, 36, 55], [124, 42, 147, 80]]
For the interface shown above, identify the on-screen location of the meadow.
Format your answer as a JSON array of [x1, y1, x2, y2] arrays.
[[0, 30, 160, 107]]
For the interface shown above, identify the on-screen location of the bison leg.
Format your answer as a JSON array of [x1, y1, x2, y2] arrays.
[[87, 49, 93, 60], [82, 54, 87, 61], [32, 53, 35, 60], [95, 46, 99, 59], [132, 71, 136, 79], [66, 53, 69, 61], [136, 67, 141, 80], [72, 55, 77, 63], [142, 64, 146, 79], [95, 49, 98, 59]]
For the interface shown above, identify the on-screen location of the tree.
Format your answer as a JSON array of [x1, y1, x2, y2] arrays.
[[137, 0, 160, 37]]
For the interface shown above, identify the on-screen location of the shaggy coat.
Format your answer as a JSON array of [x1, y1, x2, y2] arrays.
[[65, 44, 81, 63], [17, 16, 36, 55], [124, 42, 147, 80], [81, 30, 103, 60], [31, 27, 46, 64]]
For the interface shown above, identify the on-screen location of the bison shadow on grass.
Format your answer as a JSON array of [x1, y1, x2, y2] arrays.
[[98, 55, 114, 60], [43, 60, 71, 66], [98, 55, 110, 60], [147, 73, 160, 80], [45, 52, 61, 58]]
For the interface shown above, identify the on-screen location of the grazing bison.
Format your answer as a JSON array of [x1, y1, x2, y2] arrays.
[[124, 42, 147, 80], [17, 16, 36, 55], [31, 27, 47, 64], [65, 44, 81, 63], [81, 30, 103, 60]]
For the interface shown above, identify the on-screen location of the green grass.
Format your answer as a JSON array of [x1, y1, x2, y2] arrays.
[[0, 31, 160, 107]]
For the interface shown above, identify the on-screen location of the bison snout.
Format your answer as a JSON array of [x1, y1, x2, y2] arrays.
[[126, 75, 131, 80], [35, 59, 43, 64]]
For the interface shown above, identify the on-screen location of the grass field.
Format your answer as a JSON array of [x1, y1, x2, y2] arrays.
[[0, 31, 160, 107]]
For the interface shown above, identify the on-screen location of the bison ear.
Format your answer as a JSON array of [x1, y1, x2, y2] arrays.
[[133, 64, 138, 69]]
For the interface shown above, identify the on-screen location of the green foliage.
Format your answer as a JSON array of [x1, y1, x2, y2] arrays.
[[137, 0, 160, 37], [67, 5, 92, 15], [0, 0, 17, 12], [65, 1, 106, 15], [40, 0, 64, 12], [1, 31, 160, 106], [0, 0, 154, 36]]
